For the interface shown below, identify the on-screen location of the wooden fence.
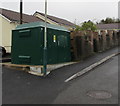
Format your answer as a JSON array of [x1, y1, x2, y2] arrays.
[[70, 30, 119, 61]]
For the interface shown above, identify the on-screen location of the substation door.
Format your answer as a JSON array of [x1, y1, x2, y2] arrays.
[[47, 31, 58, 64], [57, 35, 68, 63]]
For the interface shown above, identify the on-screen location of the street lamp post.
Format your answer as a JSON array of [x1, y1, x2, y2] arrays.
[[20, 0, 23, 24], [43, 0, 47, 76]]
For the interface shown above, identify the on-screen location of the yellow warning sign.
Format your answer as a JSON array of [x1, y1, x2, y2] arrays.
[[53, 35, 56, 42]]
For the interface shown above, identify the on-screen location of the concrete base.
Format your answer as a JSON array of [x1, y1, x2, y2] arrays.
[[1, 62, 77, 76]]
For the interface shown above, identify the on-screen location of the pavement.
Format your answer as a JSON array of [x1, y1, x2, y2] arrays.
[[2, 47, 119, 104]]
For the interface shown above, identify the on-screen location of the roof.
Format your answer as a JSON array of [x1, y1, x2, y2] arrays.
[[35, 11, 75, 27], [97, 23, 120, 30], [0, 8, 44, 23], [15, 21, 70, 32]]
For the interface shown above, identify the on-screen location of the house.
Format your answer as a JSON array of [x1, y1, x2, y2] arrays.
[[96, 23, 120, 30], [0, 8, 43, 55], [33, 11, 75, 29], [0, 8, 75, 55]]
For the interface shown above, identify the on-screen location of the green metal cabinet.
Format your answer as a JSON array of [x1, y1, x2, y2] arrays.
[[11, 22, 71, 65]]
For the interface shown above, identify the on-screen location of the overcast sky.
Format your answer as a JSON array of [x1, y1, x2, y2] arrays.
[[0, 0, 119, 24]]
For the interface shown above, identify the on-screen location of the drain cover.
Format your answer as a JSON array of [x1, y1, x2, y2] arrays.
[[87, 90, 112, 99]]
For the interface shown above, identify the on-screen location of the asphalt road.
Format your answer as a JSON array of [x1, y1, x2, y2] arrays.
[[53, 56, 118, 104], [2, 47, 118, 104]]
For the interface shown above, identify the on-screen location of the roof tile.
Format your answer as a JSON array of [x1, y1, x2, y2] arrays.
[[35, 11, 75, 27], [0, 8, 44, 23]]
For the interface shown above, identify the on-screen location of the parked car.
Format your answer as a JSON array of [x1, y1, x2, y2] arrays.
[[0, 46, 6, 57]]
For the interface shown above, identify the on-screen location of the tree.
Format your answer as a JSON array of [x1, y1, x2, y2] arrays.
[[100, 19, 105, 24], [74, 20, 97, 31], [99, 17, 120, 24], [80, 20, 97, 31], [74, 25, 81, 31], [115, 18, 120, 23], [105, 17, 114, 23]]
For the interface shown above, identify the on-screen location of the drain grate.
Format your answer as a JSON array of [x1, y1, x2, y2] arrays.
[[87, 90, 112, 99]]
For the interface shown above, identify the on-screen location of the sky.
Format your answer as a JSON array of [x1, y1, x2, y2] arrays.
[[0, 0, 119, 24]]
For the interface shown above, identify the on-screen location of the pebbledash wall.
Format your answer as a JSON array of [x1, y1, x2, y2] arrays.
[[0, 14, 18, 53]]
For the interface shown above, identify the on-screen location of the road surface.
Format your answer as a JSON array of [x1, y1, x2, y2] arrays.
[[2, 47, 118, 104]]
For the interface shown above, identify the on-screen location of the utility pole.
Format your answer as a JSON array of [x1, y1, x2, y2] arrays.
[[43, 0, 47, 76], [20, 0, 23, 24]]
